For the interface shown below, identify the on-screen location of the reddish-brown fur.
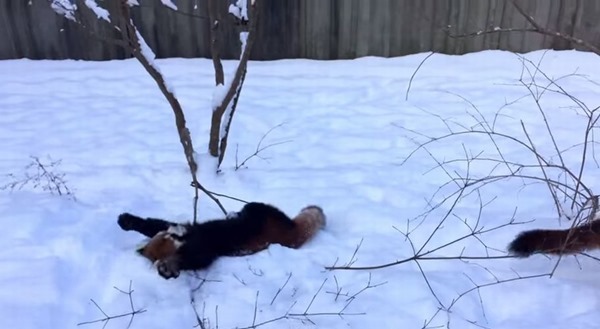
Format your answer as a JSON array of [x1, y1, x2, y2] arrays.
[[239, 206, 326, 252], [138, 232, 180, 263], [508, 219, 600, 257], [139, 205, 326, 263]]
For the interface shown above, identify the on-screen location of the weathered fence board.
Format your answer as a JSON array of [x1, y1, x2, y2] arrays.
[[1, 0, 599, 60]]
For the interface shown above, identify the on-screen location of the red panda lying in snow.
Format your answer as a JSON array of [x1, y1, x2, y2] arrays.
[[117, 202, 326, 279]]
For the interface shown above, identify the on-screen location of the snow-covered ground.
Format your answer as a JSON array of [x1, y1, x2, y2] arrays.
[[1, 50, 599, 329]]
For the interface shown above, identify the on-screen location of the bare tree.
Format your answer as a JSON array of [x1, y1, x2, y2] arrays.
[[207, 0, 261, 169], [49, 0, 230, 221]]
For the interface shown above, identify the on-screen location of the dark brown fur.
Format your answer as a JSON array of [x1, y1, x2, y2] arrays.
[[508, 219, 600, 257], [238, 205, 326, 252]]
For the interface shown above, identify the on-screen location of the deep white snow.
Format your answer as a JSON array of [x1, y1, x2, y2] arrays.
[[1, 50, 600, 329]]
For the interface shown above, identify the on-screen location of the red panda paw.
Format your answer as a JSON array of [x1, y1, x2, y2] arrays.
[[156, 256, 181, 279], [117, 213, 138, 231]]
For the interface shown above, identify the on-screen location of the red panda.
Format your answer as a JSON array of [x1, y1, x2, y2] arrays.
[[508, 218, 600, 257], [118, 203, 326, 279]]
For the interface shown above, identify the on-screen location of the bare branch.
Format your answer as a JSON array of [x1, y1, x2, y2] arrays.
[[77, 281, 146, 328], [270, 272, 292, 306], [406, 52, 435, 101], [235, 123, 292, 170], [1, 156, 75, 200]]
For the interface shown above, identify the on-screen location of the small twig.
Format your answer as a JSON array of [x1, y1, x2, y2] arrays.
[[342, 238, 363, 267], [251, 291, 259, 327], [325, 275, 344, 302], [304, 278, 327, 314], [406, 52, 435, 101], [235, 123, 292, 170], [247, 262, 264, 277], [232, 273, 246, 286], [77, 281, 146, 329], [188, 272, 222, 294], [190, 297, 208, 329], [1, 156, 75, 200], [341, 273, 387, 312], [190, 183, 249, 204], [270, 272, 292, 306], [447, 271, 550, 313]]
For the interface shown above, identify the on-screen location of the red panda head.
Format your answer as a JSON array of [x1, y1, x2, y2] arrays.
[[136, 231, 181, 264]]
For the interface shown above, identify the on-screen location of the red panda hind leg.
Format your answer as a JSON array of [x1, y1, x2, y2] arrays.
[[281, 205, 326, 249], [239, 205, 326, 252]]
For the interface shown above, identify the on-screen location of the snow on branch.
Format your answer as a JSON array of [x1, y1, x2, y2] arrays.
[[50, 0, 77, 21], [160, 0, 178, 11], [228, 0, 248, 21], [50, 0, 109, 22], [84, 0, 110, 21]]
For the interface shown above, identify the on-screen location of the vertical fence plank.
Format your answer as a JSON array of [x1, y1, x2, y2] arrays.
[[354, 0, 370, 57], [574, 0, 600, 51], [430, 0, 450, 53], [0, 1, 18, 59]]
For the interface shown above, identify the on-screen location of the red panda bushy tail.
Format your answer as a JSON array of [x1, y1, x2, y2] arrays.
[[508, 219, 600, 257]]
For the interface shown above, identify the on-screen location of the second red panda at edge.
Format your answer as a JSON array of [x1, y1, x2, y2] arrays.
[[508, 218, 600, 257], [118, 202, 326, 279]]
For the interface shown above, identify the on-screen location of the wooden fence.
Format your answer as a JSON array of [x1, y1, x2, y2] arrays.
[[1, 0, 599, 60]]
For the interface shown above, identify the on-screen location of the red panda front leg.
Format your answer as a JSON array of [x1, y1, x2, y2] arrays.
[[118, 213, 186, 238]]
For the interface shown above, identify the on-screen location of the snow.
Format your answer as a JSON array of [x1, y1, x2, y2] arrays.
[[84, 0, 110, 22], [240, 31, 249, 58], [134, 29, 176, 95], [160, 0, 178, 11], [1, 50, 600, 329], [229, 0, 248, 20], [211, 83, 228, 109], [50, 0, 77, 21], [50, 0, 109, 22]]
